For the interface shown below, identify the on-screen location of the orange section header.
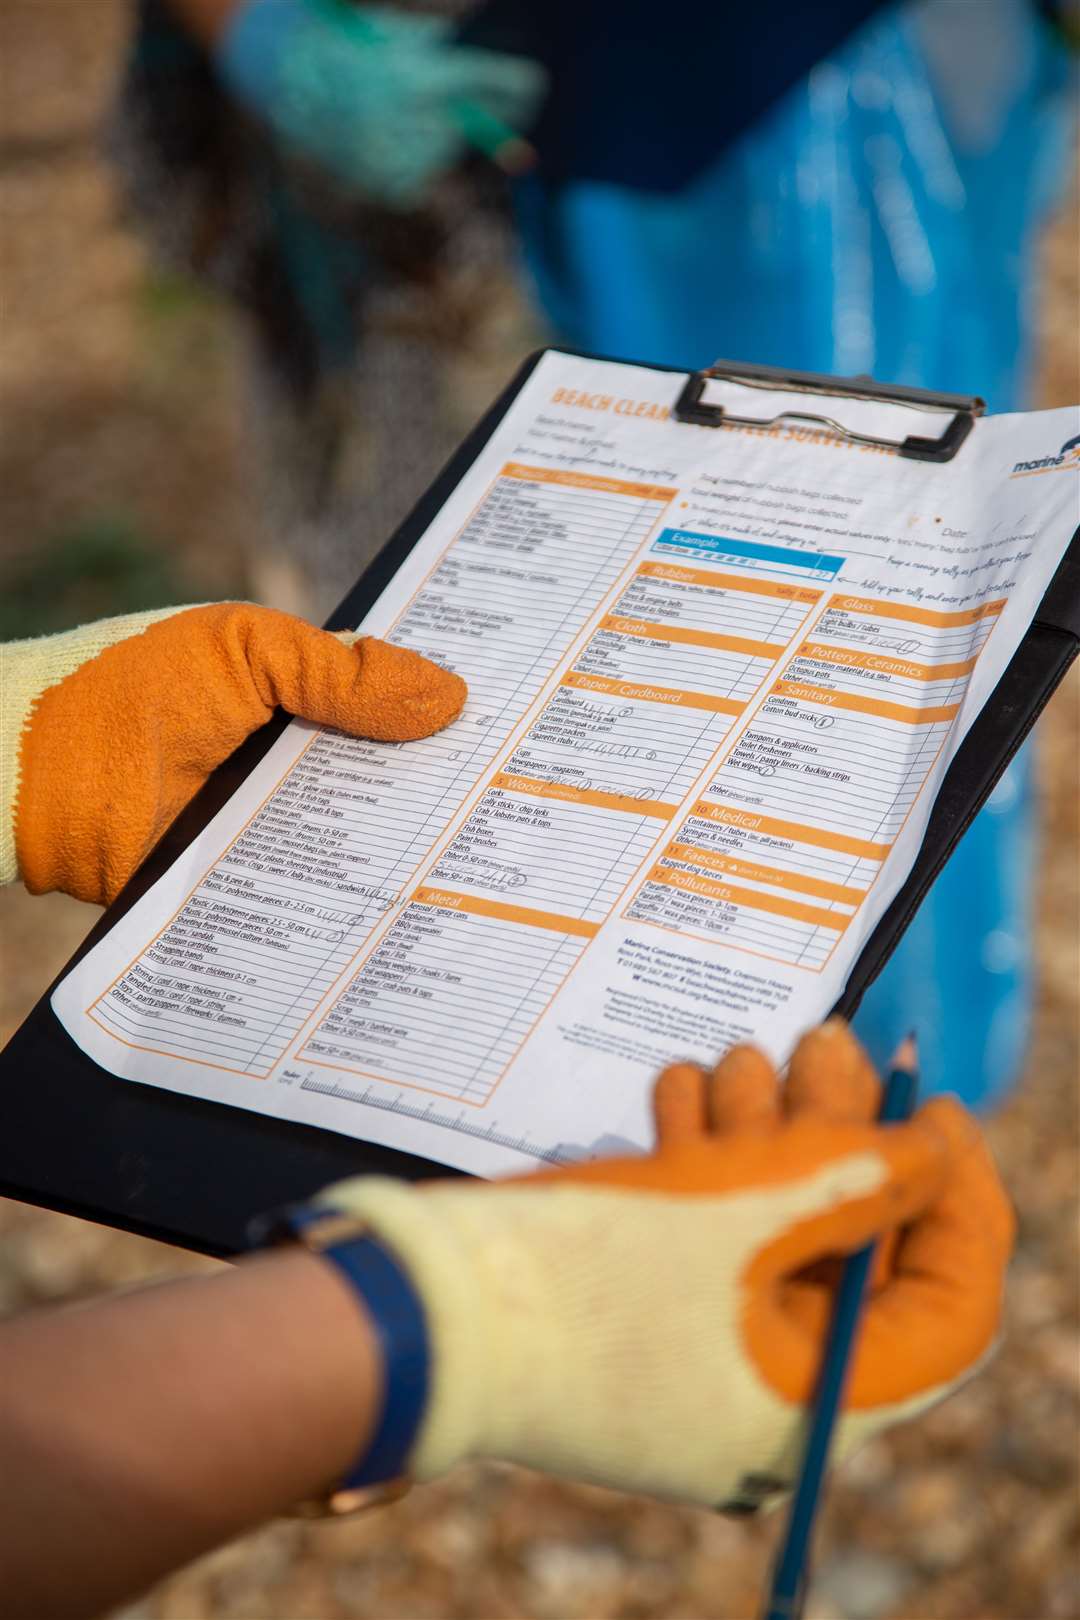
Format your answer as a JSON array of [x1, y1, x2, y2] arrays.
[[602, 615, 784, 661], [772, 680, 960, 726], [798, 641, 977, 682], [647, 864, 852, 932], [637, 561, 820, 604], [666, 842, 868, 905], [561, 670, 744, 717], [412, 886, 599, 939], [501, 462, 675, 502], [690, 800, 890, 860], [828, 595, 1006, 628], [491, 772, 677, 821]]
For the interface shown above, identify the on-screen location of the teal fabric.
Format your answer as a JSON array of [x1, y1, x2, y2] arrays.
[[218, 0, 544, 209], [515, 0, 1073, 1107]]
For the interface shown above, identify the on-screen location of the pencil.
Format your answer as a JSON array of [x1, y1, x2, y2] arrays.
[[761, 1044, 919, 1620]]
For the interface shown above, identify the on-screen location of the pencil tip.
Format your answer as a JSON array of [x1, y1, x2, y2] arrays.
[[892, 1033, 918, 1069]]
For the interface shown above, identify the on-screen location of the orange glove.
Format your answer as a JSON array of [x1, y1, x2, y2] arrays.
[[3, 603, 465, 906], [319, 1021, 1014, 1509]]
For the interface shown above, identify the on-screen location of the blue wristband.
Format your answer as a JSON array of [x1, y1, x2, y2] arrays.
[[321, 1227, 431, 1488], [254, 1204, 430, 1492]]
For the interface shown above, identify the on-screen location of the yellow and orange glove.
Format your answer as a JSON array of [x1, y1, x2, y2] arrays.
[[319, 1021, 1013, 1511], [1, 603, 465, 906]]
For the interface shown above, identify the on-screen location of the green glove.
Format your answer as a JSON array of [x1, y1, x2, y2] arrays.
[[216, 0, 546, 208]]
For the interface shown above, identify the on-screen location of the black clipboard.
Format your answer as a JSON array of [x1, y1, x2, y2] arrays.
[[2, 349, 1077, 1257]]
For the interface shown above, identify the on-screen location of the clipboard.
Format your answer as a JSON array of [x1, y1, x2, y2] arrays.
[[2, 349, 1077, 1257]]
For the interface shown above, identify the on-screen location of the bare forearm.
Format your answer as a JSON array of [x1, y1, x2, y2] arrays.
[[0, 1249, 382, 1618], [164, 0, 244, 46]]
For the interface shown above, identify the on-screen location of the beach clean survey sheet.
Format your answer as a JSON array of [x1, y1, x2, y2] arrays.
[[53, 354, 1080, 1175]]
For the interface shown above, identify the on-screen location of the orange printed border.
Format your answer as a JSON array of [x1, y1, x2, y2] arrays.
[[299, 504, 823, 1096], [688, 799, 891, 860], [290, 470, 685, 1100], [645, 862, 853, 932], [797, 641, 977, 682], [412, 886, 599, 938], [828, 594, 1006, 628], [80, 462, 530, 1077], [602, 614, 785, 660], [664, 841, 868, 904], [561, 670, 745, 717], [491, 771, 677, 820], [772, 680, 960, 726], [502, 462, 676, 501], [637, 560, 821, 604], [621, 589, 1008, 970]]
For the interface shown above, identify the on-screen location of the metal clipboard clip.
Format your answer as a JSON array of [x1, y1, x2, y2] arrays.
[[674, 359, 985, 463]]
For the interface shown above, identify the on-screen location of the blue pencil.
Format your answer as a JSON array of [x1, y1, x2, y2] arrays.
[[762, 1049, 919, 1620]]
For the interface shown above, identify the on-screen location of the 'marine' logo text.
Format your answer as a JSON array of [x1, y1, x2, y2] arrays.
[[1012, 432, 1080, 476]]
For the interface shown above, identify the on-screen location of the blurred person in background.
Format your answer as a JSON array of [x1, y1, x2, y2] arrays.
[[111, 0, 1074, 1111], [116, 0, 547, 613]]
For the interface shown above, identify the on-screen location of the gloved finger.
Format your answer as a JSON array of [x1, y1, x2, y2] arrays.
[[843, 1101, 1012, 1404], [364, 5, 449, 43], [439, 48, 547, 98], [884, 1095, 1015, 1287], [707, 1044, 780, 1132], [740, 1113, 951, 1400], [785, 1021, 898, 1289], [235, 609, 466, 740], [746, 1116, 951, 1288], [867, 1226, 900, 1294], [747, 1103, 1009, 1409], [437, 49, 547, 121], [652, 1063, 708, 1146], [784, 1017, 880, 1122]]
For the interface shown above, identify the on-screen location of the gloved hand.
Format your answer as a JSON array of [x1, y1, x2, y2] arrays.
[[2, 602, 465, 906], [319, 1021, 1013, 1511], [215, 0, 546, 209]]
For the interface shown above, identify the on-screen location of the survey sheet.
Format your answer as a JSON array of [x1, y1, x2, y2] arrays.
[[53, 355, 1080, 1175]]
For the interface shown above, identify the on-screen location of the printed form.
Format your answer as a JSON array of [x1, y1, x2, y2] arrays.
[[53, 356, 1080, 1174]]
